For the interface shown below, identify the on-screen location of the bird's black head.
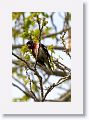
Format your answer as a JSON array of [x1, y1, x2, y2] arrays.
[[26, 40, 34, 49]]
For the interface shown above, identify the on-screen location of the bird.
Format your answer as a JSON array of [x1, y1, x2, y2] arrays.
[[26, 40, 52, 70]]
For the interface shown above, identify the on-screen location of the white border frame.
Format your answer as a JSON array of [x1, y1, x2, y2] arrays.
[[0, 0, 83, 114]]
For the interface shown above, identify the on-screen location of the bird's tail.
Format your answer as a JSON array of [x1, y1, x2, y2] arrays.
[[46, 59, 53, 72]]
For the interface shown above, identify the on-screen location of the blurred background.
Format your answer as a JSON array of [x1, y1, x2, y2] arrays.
[[12, 12, 71, 102]]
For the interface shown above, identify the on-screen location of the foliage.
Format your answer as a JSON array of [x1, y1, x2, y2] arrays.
[[13, 95, 30, 102], [12, 12, 71, 102]]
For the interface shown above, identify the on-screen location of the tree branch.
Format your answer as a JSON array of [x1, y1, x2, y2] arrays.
[[42, 73, 71, 101], [12, 83, 30, 97], [34, 71, 44, 101], [12, 52, 35, 71], [12, 78, 38, 101], [12, 59, 70, 77], [45, 89, 71, 102], [12, 76, 30, 93], [12, 45, 65, 51], [43, 27, 70, 39], [50, 12, 59, 42], [12, 52, 44, 101], [38, 64, 69, 77], [58, 89, 71, 102]]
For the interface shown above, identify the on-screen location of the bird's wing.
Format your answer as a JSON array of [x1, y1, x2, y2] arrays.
[[40, 44, 51, 61]]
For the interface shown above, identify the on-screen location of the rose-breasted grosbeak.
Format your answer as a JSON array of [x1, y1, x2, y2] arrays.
[[26, 41, 51, 70]]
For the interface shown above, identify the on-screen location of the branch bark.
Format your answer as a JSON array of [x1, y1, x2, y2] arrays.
[[12, 52, 44, 101], [12, 44, 65, 51], [42, 73, 71, 101], [12, 83, 38, 101], [43, 27, 70, 39]]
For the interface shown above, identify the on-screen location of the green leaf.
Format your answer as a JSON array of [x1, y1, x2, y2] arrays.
[[34, 29, 40, 37], [24, 18, 31, 29], [51, 35, 56, 39], [13, 95, 30, 102], [32, 29, 40, 42], [23, 79, 29, 85], [42, 20, 48, 26], [32, 83, 38, 92], [12, 67, 17, 73], [20, 31, 29, 39], [59, 55, 63, 60], [42, 13, 49, 18], [12, 28, 20, 38], [24, 54, 30, 61], [12, 12, 23, 20], [47, 45, 54, 53], [31, 21, 35, 26], [21, 45, 28, 54]]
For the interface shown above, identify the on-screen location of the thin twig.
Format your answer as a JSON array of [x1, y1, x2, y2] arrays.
[[12, 52, 35, 71], [12, 44, 65, 51], [42, 27, 70, 39], [59, 89, 71, 102], [42, 73, 71, 101], [12, 52, 44, 101], [50, 12, 59, 42], [12, 83, 39, 101], [12, 83, 30, 97], [25, 69, 32, 91], [60, 32, 71, 59], [35, 71, 44, 101], [12, 53, 70, 77], [53, 59, 71, 72], [12, 76, 29, 93], [12, 77, 38, 101]]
